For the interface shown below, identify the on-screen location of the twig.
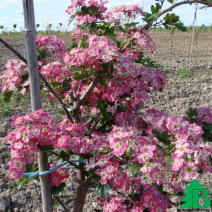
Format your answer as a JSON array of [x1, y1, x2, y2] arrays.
[[0, 38, 27, 63], [39, 73, 74, 122], [54, 195, 69, 212], [0, 37, 74, 123], [71, 77, 100, 123], [49, 151, 80, 169], [73, 77, 99, 110], [144, 0, 212, 29]]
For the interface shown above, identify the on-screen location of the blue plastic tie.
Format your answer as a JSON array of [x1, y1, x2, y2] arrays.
[[23, 159, 86, 178]]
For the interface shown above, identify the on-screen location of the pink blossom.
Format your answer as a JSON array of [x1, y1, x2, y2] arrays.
[[36, 35, 66, 59], [180, 162, 199, 180], [0, 59, 28, 94], [197, 107, 212, 124], [50, 165, 69, 187]]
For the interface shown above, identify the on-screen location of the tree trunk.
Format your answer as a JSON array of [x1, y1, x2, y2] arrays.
[[72, 165, 88, 212]]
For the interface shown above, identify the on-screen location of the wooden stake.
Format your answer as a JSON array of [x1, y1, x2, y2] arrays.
[[22, 1, 53, 211], [188, 3, 198, 70]]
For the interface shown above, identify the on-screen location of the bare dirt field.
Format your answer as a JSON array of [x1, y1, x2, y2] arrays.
[[151, 32, 212, 71], [0, 32, 211, 211]]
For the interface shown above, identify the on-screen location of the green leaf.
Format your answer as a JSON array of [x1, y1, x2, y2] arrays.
[[167, 0, 174, 3], [52, 182, 66, 195], [128, 163, 142, 172], [18, 177, 31, 187], [143, 12, 155, 22], [96, 185, 111, 200], [21, 73, 29, 81], [152, 130, 172, 145], [58, 109, 66, 115], [80, 41, 89, 48], [57, 150, 70, 160], [81, 6, 88, 14], [128, 193, 140, 202], [68, 14, 76, 25], [151, 3, 161, 14], [164, 155, 172, 167], [175, 22, 187, 32], [37, 48, 48, 60], [25, 163, 38, 172], [186, 108, 198, 123], [61, 78, 71, 92], [38, 145, 54, 151], [164, 13, 179, 25], [1, 90, 13, 103], [202, 123, 212, 141]]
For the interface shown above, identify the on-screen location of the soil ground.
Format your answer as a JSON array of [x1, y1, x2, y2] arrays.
[[0, 32, 211, 211]]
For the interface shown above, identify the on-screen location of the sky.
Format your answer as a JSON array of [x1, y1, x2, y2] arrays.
[[0, 0, 212, 31]]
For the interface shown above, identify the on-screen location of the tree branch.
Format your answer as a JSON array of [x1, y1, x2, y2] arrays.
[[0, 37, 74, 122], [54, 195, 69, 212], [39, 73, 74, 122], [0, 38, 27, 63], [49, 151, 80, 169], [73, 77, 99, 111], [72, 164, 88, 212], [144, 0, 212, 29]]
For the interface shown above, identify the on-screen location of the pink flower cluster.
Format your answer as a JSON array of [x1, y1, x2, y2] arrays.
[[50, 165, 69, 187], [57, 117, 109, 154], [40, 61, 71, 83], [144, 109, 212, 180], [66, 0, 86, 14], [197, 107, 212, 124], [106, 5, 144, 24], [64, 34, 119, 68], [0, 59, 29, 94], [131, 30, 156, 53], [69, 28, 88, 39], [66, 0, 108, 25], [76, 14, 98, 25], [98, 178, 171, 211], [6, 110, 59, 180], [102, 65, 166, 109], [36, 35, 66, 59]]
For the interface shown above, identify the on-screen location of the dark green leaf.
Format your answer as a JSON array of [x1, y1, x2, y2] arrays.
[[96, 185, 111, 200], [57, 150, 70, 160], [128, 193, 140, 202], [38, 145, 54, 151], [2, 90, 13, 103], [80, 42, 89, 48], [175, 22, 187, 32], [58, 109, 66, 115], [128, 163, 142, 172], [167, 0, 175, 3], [202, 123, 212, 141], [186, 108, 198, 123], [18, 177, 31, 186], [52, 182, 66, 195], [164, 13, 179, 25], [152, 129, 171, 145]]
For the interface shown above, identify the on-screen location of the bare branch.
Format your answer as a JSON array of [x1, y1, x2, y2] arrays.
[[73, 77, 99, 110], [39, 73, 74, 122], [49, 151, 80, 169], [54, 196, 69, 212], [0, 37, 74, 122], [0, 38, 27, 63]]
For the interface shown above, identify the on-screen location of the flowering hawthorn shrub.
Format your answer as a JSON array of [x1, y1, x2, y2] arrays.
[[1, 0, 212, 211]]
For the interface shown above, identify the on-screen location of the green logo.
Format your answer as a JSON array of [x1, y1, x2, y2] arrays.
[[179, 180, 211, 209]]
